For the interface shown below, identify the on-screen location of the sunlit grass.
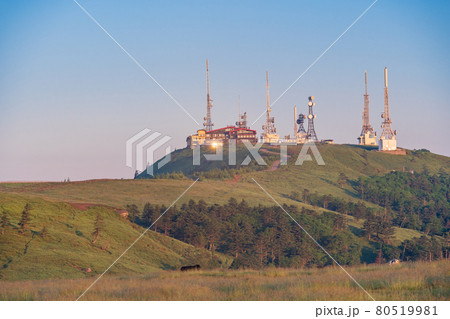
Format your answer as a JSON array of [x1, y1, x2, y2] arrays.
[[1, 260, 448, 301]]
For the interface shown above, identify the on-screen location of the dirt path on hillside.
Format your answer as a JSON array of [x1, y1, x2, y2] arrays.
[[266, 160, 281, 172], [227, 175, 241, 183], [264, 155, 291, 172]]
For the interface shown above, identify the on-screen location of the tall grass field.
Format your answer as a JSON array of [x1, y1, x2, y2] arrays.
[[0, 260, 448, 300]]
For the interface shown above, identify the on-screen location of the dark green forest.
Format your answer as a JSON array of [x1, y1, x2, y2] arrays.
[[127, 188, 448, 269], [354, 170, 449, 236]]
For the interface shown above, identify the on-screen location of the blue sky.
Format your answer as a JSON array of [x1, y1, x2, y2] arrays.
[[0, 0, 449, 181]]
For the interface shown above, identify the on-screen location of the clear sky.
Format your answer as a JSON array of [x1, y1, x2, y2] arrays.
[[0, 0, 449, 181]]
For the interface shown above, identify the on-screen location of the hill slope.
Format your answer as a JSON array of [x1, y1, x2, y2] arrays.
[[0, 193, 232, 281], [0, 144, 447, 279], [1, 144, 446, 209]]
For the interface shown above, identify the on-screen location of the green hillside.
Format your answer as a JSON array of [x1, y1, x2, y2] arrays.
[[0, 144, 448, 280], [1, 145, 447, 209], [139, 144, 448, 200], [0, 193, 232, 281]]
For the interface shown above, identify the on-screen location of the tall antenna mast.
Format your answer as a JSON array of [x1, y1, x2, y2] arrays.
[[380, 67, 395, 140], [261, 71, 277, 136], [203, 59, 214, 131], [361, 70, 374, 135], [363, 70, 369, 129], [306, 96, 318, 141], [294, 106, 298, 136], [357, 71, 376, 145], [365, 70, 368, 95], [266, 70, 270, 133]]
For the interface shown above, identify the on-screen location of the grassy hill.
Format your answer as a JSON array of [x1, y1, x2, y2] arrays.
[[0, 144, 448, 281], [1, 145, 447, 208], [0, 193, 232, 281]]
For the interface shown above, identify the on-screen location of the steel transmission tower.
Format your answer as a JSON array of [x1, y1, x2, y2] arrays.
[[297, 113, 307, 134], [380, 67, 395, 140], [361, 71, 374, 135], [306, 96, 318, 141], [262, 71, 277, 135], [294, 106, 297, 135], [203, 59, 214, 131]]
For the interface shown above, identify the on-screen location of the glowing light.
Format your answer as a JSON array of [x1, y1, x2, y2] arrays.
[[212, 142, 218, 148]]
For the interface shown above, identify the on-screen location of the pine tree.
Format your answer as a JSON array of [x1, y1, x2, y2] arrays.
[[141, 203, 154, 227], [303, 189, 310, 204], [1, 211, 10, 235], [338, 172, 348, 188], [376, 215, 395, 244], [125, 204, 140, 223], [363, 213, 377, 241], [375, 247, 385, 264], [18, 204, 32, 234], [92, 213, 104, 244]]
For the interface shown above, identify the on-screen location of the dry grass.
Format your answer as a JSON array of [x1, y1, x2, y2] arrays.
[[1, 260, 448, 301]]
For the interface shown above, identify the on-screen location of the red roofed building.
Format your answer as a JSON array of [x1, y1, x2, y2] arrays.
[[186, 126, 257, 149]]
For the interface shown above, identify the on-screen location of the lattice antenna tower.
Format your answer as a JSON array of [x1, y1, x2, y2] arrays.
[[296, 111, 307, 134], [262, 71, 277, 135], [380, 67, 395, 140], [203, 59, 214, 131], [294, 106, 298, 135], [361, 71, 374, 135], [306, 96, 318, 141]]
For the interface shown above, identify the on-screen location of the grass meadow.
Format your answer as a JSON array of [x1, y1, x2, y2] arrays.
[[1, 260, 448, 301]]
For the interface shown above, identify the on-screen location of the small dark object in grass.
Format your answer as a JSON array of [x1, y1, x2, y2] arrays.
[[180, 264, 201, 271]]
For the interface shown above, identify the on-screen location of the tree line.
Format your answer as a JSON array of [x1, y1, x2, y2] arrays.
[[126, 198, 448, 268], [353, 170, 449, 236]]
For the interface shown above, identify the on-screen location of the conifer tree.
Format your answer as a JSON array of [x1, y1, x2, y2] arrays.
[[338, 172, 348, 188], [1, 211, 10, 235], [18, 204, 32, 234], [92, 213, 104, 244]]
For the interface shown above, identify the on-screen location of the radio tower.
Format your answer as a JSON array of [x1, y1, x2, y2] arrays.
[[358, 71, 376, 145], [294, 106, 298, 135], [261, 71, 278, 142], [297, 112, 306, 134], [380, 68, 394, 139], [306, 96, 318, 141], [379, 67, 397, 150], [203, 59, 214, 131], [295, 105, 307, 143], [362, 71, 374, 134]]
